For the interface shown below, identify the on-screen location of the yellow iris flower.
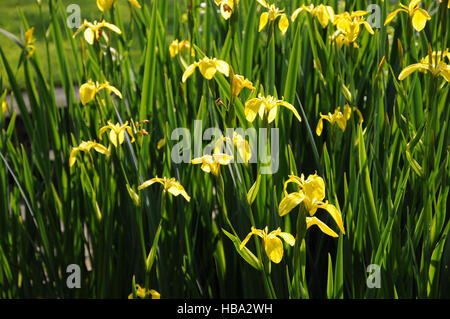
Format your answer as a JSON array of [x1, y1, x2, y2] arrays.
[[244, 94, 302, 124], [73, 19, 122, 45], [99, 121, 135, 148], [69, 140, 110, 168], [169, 39, 194, 58], [231, 74, 255, 98], [384, 0, 431, 32], [316, 104, 364, 136], [79, 80, 122, 106], [398, 49, 450, 82], [214, 0, 240, 20], [25, 27, 36, 59], [182, 57, 230, 82], [213, 132, 252, 163], [330, 12, 374, 49], [97, 0, 115, 12], [1, 100, 6, 115], [128, 284, 160, 299], [138, 176, 191, 202], [191, 153, 233, 176], [291, 4, 335, 28], [239, 226, 295, 264], [278, 173, 345, 238], [256, 0, 289, 35]]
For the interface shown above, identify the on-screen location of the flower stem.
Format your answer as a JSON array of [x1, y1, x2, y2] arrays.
[[216, 174, 237, 236]]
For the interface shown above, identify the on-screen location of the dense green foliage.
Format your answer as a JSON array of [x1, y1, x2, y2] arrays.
[[0, 0, 448, 298]]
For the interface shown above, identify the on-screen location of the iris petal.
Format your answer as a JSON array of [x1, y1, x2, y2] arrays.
[[259, 12, 269, 32], [278, 192, 305, 216], [264, 236, 284, 263], [306, 217, 339, 237]]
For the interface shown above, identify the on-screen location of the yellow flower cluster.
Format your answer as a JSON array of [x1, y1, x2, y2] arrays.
[[69, 119, 136, 168], [182, 59, 301, 125], [239, 172, 346, 264], [66, 0, 447, 285], [69, 4, 140, 181], [331, 11, 375, 49]]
